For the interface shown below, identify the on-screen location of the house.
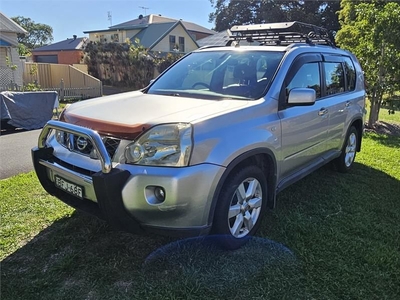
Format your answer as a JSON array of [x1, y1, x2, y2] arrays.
[[84, 14, 215, 54], [0, 11, 28, 88], [31, 36, 87, 64]]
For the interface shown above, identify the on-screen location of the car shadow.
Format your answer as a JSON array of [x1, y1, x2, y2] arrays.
[[1, 209, 303, 299]]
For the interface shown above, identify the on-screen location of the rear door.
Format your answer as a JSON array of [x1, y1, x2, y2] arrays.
[[321, 55, 357, 152]]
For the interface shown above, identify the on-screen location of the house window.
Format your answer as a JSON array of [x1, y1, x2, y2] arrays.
[[99, 35, 107, 43], [178, 37, 185, 52], [112, 33, 119, 43], [169, 35, 176, 51]]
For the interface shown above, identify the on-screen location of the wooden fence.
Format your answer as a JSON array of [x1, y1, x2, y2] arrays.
[[23, 63, 102, 100]]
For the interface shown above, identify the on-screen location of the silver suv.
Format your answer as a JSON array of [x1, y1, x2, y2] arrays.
[[32, 22, 365, 248]]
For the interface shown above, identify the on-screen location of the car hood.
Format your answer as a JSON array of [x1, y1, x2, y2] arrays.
[[61, 91, 249, 139]]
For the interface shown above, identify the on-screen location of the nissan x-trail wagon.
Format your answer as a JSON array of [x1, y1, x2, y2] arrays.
[[32, 22, 366, 249]]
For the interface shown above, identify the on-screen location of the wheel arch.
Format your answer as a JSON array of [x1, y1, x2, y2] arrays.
[[207, 148, 277, 226], [350, 117, 363, 152]]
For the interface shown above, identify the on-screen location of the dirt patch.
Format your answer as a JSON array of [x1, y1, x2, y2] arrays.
[[364, 121, 400, 137]]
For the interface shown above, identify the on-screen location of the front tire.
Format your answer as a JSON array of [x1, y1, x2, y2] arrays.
[[212, 165, 268, 249], [334, 126, 358, 173]]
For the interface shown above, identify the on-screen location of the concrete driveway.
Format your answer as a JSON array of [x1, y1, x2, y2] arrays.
[[0, 128, 40, 179]]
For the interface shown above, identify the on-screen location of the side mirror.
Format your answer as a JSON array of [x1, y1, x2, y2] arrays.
[[287, 88, 316, 105]]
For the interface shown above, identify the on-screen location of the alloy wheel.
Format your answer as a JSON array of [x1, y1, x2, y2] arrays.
[[228, 177, 263, 238]]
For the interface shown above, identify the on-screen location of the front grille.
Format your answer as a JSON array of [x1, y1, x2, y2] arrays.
[[104, 137, 121, 158], [56, 131, 121, 159]]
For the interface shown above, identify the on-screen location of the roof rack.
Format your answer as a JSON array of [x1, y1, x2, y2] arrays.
[[227, 21, 335, 47]]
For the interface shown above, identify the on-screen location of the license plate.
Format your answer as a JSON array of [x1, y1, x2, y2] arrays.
[[54, 176, 83, 199]]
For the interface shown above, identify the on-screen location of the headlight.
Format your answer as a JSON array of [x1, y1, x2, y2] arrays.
[[124, 123, 192, 167]]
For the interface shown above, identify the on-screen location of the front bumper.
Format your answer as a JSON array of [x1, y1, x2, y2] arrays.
[[32, 121, 225, 237]]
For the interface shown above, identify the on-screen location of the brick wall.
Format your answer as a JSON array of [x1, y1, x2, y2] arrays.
[[58, 51, 83, 64], [33, 50, 83, 65]]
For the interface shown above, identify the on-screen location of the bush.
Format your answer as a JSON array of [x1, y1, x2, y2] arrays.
[[84, 41, 183, 89]]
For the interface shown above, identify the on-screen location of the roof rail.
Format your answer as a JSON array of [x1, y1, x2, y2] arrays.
[[227, 21, 335, 47]]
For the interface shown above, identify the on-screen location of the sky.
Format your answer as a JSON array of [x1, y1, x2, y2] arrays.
[[0, 0, 215, 42]]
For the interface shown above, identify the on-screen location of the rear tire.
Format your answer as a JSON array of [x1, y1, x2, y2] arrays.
[[212, 165, 268, 250], [334, 126, 358, 173]]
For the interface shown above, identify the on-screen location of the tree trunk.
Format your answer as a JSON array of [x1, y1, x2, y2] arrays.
[[368, 90, 380, 127], [368, 41, 386, 127]]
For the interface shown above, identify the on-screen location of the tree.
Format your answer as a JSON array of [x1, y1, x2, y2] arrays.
[[209, 0, 261, 31], [336, 1, 400, 126], [209, 0, 340, 32], [11, 16, 53, 52]]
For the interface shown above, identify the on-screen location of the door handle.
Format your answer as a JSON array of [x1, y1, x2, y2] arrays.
[[319, 108, 328, 116]]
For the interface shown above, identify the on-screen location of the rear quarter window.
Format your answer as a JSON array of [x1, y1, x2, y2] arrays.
[[343, 57, 356, 91]]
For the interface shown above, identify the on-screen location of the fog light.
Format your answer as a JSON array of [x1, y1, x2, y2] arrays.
[[154, 187, 166, 202], [145, 186, 166, 205]]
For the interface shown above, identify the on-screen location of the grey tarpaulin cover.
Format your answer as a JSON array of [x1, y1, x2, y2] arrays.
[[0, 91, 59, 130]]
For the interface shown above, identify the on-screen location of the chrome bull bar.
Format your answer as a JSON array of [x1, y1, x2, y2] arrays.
[[38, 120, 112, 174]]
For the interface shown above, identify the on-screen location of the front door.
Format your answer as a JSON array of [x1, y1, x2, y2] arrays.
[[278, 57, 329, 178]]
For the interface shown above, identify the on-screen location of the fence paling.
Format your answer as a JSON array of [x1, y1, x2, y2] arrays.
[[23, 62, 102, 100]]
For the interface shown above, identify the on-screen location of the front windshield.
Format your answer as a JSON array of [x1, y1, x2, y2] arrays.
[[147, 50, 284, 100]]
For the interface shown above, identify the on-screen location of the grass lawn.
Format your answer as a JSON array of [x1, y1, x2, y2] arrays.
[[1, 119, 399, 299]]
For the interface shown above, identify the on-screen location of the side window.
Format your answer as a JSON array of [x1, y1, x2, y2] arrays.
[[324, 62, 345, 95], [286, 62, 321, 98], [343, 57, 356, 91]]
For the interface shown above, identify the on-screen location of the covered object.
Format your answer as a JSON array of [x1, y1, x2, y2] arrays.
[[1, 91, 58, 130]]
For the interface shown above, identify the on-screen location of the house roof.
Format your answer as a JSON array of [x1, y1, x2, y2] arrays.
[[132, 21, 199, 50], [110, 14, 215, 35], [133, 23, 175, 48], [32, 37, 87, 52], [0, 12, 28, 34], [84, 25, 147, 34], [197, 30, 231, 47], [109, 15, 150, 29]]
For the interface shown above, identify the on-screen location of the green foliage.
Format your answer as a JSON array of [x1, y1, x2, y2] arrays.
[[337, 0, 357, 25], [28, 63, 38, 76], [5, 56, 17, 71], [84, 41, 182, 89], [11, 16, 53, 50], [209, 0, 340, 32], [16, 43, 31, 57], [22, 82, 41, 91], [336, 1, 400, 126], [154, 52, 184, 74]]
